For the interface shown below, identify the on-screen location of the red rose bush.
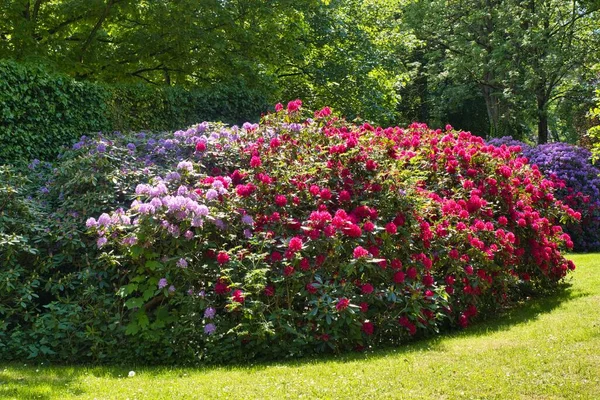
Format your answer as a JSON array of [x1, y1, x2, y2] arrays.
[[91, 101, 578, 361]]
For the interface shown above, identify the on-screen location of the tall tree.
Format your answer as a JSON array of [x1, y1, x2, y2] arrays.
[[405, 0, 600, 143]]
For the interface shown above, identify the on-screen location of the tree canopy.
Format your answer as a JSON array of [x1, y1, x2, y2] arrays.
[[1, 0, 599, 143]]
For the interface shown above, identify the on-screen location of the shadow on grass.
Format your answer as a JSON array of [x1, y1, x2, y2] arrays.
[[245, 281, 590, 370], [0, 282, 590, 398], [0, 370, 84, 400]]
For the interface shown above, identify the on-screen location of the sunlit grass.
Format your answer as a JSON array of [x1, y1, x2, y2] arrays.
[[1, 253, 599, 399]]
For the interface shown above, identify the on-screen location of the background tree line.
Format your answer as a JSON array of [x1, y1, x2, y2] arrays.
[[1, 0, 599, 144]]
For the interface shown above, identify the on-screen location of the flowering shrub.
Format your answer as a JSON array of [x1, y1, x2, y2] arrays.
[[489, 137, 600, 252], [89, 102, 578, 362]]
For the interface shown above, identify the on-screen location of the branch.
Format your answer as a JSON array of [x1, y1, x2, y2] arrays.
[[80, 0, 121, 62]]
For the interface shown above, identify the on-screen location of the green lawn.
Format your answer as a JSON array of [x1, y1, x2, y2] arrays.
[[1, 253, 599, 400]]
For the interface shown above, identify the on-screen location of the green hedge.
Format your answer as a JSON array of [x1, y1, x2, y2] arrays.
[[0, 60, 111, 162], [0, 59, 270, 162]]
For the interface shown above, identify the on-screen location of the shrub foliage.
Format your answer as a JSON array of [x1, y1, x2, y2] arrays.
[[89, 102, 577, 362], [1, 103, 578, 363]]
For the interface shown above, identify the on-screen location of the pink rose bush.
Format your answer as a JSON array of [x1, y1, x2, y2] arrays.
[[90, 101, 578, 361]]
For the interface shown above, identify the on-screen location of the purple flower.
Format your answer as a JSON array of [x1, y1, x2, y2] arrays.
[[177, 258, 188, 268], [86, 217, 97, 228], [204, 323, 216, 335], [177, 161, 193, 172], [205, 189, 219, 201], [212, 180, 224, 190], [204, 307, 216, 319], [243, 229, 253, 239], [96, 143, 107, 153], [196, 122, 208, 133], [214, 219, 226, 230], [184, 230, 194, 240], [241, 214, 254, 225], [158, 278, 168, 289], [165, 172, 181, 181], [176, 186, 189, 196], [122, 236, 137, 246], [168, 285, 176, 293], [149, 183, 168, 197], [138, 203, 155, 215], [127, 143, 136, 151], [197, 205, 209, 216], [191, 216, 204, 227], [97, 237, 108, 248], [135, 184, 150, 195], [97, 213, 112, 226]]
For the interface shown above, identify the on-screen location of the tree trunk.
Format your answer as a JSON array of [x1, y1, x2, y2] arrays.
[[537, 93, 548, 144], [481, 82, 499, 139]]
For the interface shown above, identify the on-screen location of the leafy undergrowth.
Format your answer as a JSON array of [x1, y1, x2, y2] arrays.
[[1, 253, 598, 400]]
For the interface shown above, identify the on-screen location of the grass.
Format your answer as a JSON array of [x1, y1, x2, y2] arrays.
[[1, 253, 599, 400]]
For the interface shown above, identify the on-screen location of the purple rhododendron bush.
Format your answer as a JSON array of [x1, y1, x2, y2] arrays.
[[86, 101, 578, 362], [489, 137, 600, 252]]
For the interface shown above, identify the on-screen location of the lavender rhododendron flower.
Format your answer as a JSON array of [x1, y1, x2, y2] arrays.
[[177, 161, 193, 172], [205, 189, 219, 200], [158, 278, 168, 289], [86, 217, 97, 228], [204, 307, 216, 319], [204, 323, 216, 335], [177, 258, 188, 268]]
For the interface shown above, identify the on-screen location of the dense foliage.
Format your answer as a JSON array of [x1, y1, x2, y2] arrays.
[[0, 60, 268, 161], [489, 137, 600, 251], [0, 59, 110, 161], [4, 1, 596, 141], [0, 103, 580, 363]]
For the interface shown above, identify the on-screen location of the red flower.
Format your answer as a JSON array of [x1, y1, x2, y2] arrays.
[[275, 195, 287, 207], [422, 274, 434, 286], [287, 99, 302, 113], [217, 251, 230, 265], [288, 236, 303, 253], [235, 183, 256, 197], [385, 222, 397, 234], [320, 188, 332, 200], [406, 267, 417, 279], [215, 279, 229, 295], [195, 141, 206, 152], [299, 258, 311, 271], [264, 285, 275, 296], [336, 297, 350, 311], [343, 224, 362, 238], [250, 156, 262, 168], [275, 103, 283, 112], [309, 185, 320, 196], [338, 190, 351, 202], [362, 320, 374, 335], [232, 289, 245, 303], [270, 137, 281, 148], [283, 266, 295, 276], [361, 283, 374, 294], [366, 159, 378, 171], [306, 283, 317, 294], [353, 246, 369, 259], [363, 221, 375, 232], [393, 271, 405, 284], [359, 302, 369, 313]]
